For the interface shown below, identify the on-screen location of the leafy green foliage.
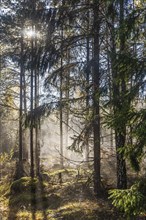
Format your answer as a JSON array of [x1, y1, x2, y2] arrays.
[[0, 151, 13, 164], [109, 178, 146, 218], [128, 109, 146, 171]]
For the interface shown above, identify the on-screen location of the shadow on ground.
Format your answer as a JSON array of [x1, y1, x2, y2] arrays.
[[7, 175, 61, 220]]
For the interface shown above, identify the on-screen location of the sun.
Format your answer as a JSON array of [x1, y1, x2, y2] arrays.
[[135, 0, 141, 7], [23, 28, 36, 39]]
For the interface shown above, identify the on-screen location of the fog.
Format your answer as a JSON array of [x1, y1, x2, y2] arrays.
[[40, 112, 87, 168]]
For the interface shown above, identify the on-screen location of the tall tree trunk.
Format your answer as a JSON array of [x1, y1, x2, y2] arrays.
[[35, 64, 40, 176], [64, 47, 70, 160], [60, 70, 63, 168], [30, 26, 34, 178], [34, 30, 40, 176], [60, 25, 64, 168], [19, 29, 24, 177], [116, 0, 127, 189], [22, 64, 29, 160], [93, 0, 101, 196], [111, 0, 127, 189], [85, 0, 90, 166]]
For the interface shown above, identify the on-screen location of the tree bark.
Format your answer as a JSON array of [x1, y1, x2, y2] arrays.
[[85, 0, 90, 166], [60, 24, 64, 168], [93, 0, 101, 196], [19, 29, 24, 177], [111, 0, 127, 189], [30, 26, 34, 178]]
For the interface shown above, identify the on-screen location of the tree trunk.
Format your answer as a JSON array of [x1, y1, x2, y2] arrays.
[[34, 30, 41, 176], [85, 0, 90, 166], [111, 0, 127, 189], [64, 47, 70, 160], [18, 29, 24, 177], [22, 65, 29, 160], [30, 26, 34, 178], [93, 0, 101, 196], [60, 25, 64, 168], [116, 132, 127, 188], [117, 0, 127, 189]]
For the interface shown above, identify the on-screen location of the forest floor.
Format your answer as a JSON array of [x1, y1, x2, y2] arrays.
[[0, 160, 125, 220]]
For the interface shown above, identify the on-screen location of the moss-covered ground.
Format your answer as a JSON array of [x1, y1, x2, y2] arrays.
[[0, 164, 126, 220]]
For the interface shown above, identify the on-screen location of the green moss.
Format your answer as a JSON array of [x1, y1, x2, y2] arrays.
[[16, 210, 56, 220], [49, 169, 66, 176], [16, 211, 32, 219], [0, 182, 10, 197], [10, 177, 47, 195], [10, 177, 38, 193], [57, 201, 98, 220], [9, 190, 62, 211], [49, 168, 76, 176], [9, 192, 32, 207]]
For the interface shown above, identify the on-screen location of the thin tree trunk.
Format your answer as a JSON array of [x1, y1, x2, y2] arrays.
[[35, 81, 40, 176], [93, 0, 101, 196], [34, 30, 40, 176], [30, 26, 34, 178], [64, 47, 70, 160], [85, 0, 90, 166], [60, 74, 63, 168], [19, 29, 24, 177], [60, 25, 64, 168], [22, 66, 29, 160]]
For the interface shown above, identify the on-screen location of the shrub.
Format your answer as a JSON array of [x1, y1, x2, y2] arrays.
[[109, 178, 146, 219]]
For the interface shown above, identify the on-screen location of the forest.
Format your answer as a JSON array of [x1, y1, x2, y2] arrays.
[[0, 0, 146, 219]]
